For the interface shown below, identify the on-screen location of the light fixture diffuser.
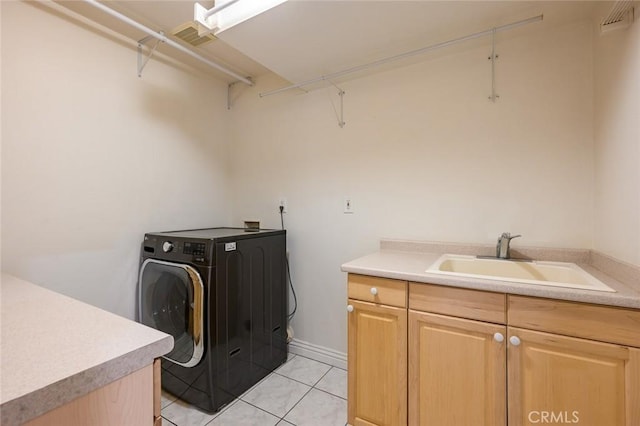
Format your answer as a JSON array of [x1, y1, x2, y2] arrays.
[[194, 0, 287, 35]]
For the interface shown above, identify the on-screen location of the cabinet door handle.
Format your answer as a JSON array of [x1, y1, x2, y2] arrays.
[[370, 287, 378, 296], [493, 332, 505, 343], [347, 304, 354, 313], [509, 335, 521, 346]]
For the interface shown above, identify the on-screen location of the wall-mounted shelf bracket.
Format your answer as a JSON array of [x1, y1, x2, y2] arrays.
[[227, 78, 253, 110], [488, 29, 500, 102], [337, 89, 346, 128], [137, 34, 163, 77], [227, 81, 238, 110], [327, 83, 346, 128]]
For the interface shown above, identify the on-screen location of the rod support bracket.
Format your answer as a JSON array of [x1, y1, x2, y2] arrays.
[[227, 78, 253, 110], [327, 82, 346, 128], [137, 32, 164, 77], [227, 81, 239, 110], [488, 29, 500, 102], [338, 89, 346, 128]]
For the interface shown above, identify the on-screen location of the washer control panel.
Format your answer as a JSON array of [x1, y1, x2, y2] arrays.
[[143, 235, 209, 264], [183, 242, 206, 256]]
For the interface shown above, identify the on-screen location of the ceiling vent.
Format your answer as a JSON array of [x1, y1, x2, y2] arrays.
[[600, 0, 636, 34], [171, 22, 217, 47]]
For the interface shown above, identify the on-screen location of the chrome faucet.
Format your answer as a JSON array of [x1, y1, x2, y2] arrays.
[[496, 232, 521, 259]]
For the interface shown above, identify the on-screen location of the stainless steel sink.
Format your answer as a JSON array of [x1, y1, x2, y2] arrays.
[[427, 254, 615, 292]]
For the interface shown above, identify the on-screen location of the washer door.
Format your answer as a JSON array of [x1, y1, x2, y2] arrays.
[[139, 259, 204, 367]]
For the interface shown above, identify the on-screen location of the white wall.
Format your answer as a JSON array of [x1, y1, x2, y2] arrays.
[[228, 21, 595, 353], [593, 11, 640, 266], [5, 2, 635, 359], [1, 1, 232, 319]]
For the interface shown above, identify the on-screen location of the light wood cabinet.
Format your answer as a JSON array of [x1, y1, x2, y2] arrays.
[[348, 274, 407, 426], [409, 283, 506, 324], [508, 327, 640, 426], [24, 359, 162, 426], [347, 273, 640, 426], [507, 296, 640, 426], [408, 287, 640, 426], [508, 295, 640, 348], [348, 274, 408, 308], [408, 310, 506, 426]]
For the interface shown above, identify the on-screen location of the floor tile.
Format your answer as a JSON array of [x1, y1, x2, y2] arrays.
[[161, 417, 178, 426], [206, 400, 279, 426], [161, 398, 218, 426], [237, 370, 277, 401], [161, 390, 178, 408], [241, 373, 311, 417], [315, 367, 347, 399], [284, 389, 347, 426], [276, 354, 332, 386]]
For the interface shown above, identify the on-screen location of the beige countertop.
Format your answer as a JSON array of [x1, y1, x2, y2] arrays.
[[341, 240, 640, 309], [0, 273, 174, 426]]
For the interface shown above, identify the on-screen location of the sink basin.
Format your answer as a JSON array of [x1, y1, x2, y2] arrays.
[[427, 254, 615, 292]]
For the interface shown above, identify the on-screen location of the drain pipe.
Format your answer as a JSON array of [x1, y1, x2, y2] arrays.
[[82, 0, 254, 86]]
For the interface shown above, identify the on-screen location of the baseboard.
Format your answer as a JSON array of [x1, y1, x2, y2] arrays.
[[288, 338, 347, 370]]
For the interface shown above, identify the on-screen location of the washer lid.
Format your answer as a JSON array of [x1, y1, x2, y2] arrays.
[[147, 227, 284, 241]]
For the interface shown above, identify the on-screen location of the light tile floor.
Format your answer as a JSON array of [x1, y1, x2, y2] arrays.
[[161, 354, 347, 426]]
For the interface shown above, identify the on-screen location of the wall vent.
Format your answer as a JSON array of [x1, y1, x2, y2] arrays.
[[171, 22, 217, 47], [600, 1, 636, 34]]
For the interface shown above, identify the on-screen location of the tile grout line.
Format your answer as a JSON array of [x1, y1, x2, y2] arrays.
[[239, 371, 315, 423], [242, 357, 333, 424], [289, 351, 346, 371], [164, 392, 240, 426], [279, 384, 316, 423], [162, 353, 348, 425], [277, 366, 345, 424], [161, 415, 178, 426], [161, 354, 298, 407], [230, 354, 314, 424], [208, 397, 240, 422], [311, 366, 334, 388], [312, 367, 348, 400], [203, 398, 281, 426], [272, 370, 325, 388], [162, 359, 286, 425], [163, 387, 344, 425], [310, 385, 347, 402], [272, 352, 336, 387]]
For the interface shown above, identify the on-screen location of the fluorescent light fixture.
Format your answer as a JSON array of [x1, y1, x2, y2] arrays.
[[195, 0, 287, 35]]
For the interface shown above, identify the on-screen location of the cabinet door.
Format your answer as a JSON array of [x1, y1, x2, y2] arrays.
[[408, 310, 506, 426], [24, 364, 154, 426], [508, 327, 640, 426], [348, 299, 407, 426]]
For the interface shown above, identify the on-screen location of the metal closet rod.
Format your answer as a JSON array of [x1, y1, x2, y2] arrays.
[[82, 0, 253, 86], [260, 14, 543, 98]]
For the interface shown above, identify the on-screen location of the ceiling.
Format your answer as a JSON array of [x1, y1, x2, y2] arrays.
[[56, 1, 608, 89]]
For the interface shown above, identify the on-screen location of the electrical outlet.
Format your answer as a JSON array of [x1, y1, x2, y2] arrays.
[[343, 197, 354, 214], [278, 198, 288, 213]]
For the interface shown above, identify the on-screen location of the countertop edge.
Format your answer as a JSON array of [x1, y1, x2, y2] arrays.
[[0, 336, 173, 426], [341, 250, 640, 310]]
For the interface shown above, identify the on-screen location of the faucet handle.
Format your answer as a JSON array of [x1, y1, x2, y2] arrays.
[[497, 233, 521, 259], [500, 232, 521, 240]]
